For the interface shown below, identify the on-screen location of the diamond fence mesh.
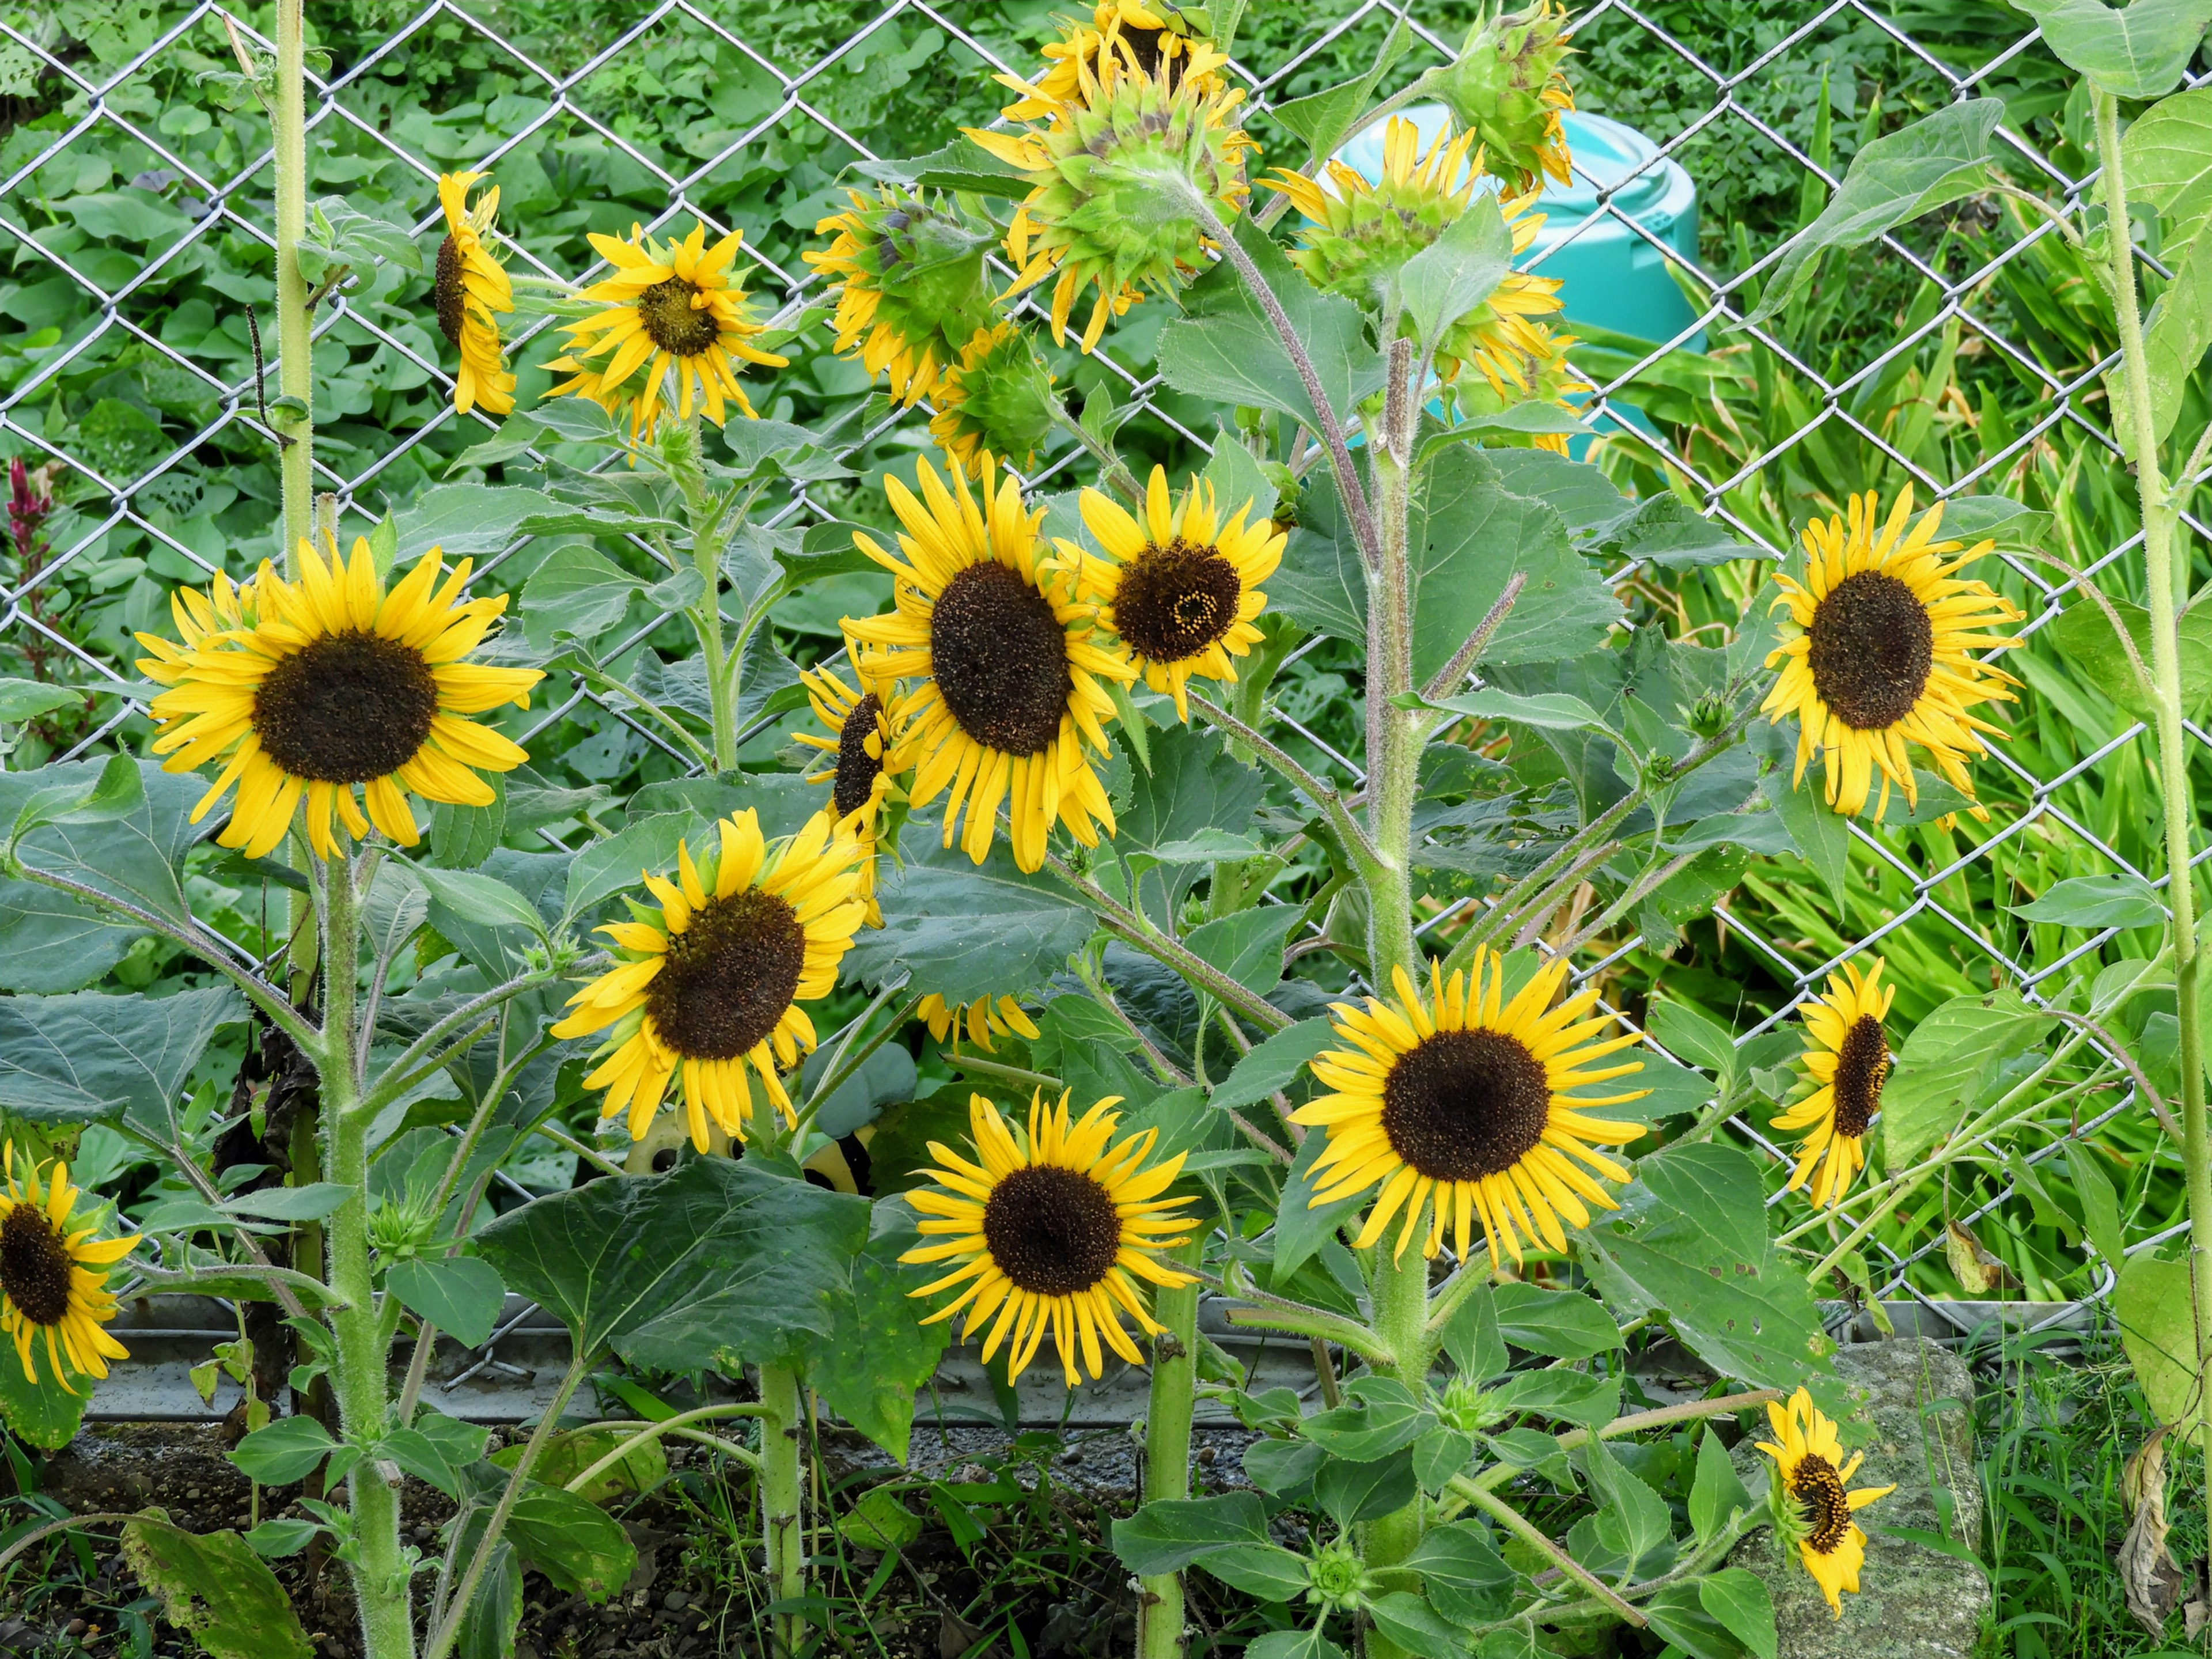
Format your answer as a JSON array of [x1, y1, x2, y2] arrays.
[[0, 0, 2195, 1394]]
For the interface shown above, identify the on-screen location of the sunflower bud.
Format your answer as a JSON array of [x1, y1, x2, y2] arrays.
[[929, 322, 1060, 477], [970, 52, 1256, 352], [804, 187, 997, 408], [1431, 0, 1577, 191], [1686, 690, 1732, 739], [1303, 1539, 1374, 1612], [1435, 1373, 1506, 1434]]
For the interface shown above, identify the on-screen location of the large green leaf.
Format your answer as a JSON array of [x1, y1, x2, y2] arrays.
[[451, 1464, 637, 1600], [1580, 1143, 1832, 1391], [2043, 594, 2212, 720], [850, 137, 1032, 198], [2141, 228, 2212, 446], [1209, 1019, 1334, 1115], [1115, 724, 1268, 924], [2009, 0, 2212, 97], [809, 1198, 950, 1463], [474, 1156, 866, 1371], [1744, 100, 2002, 327], [1111, 1493, 1272, 1574], [386, 1256, 507, 1348], [393, 484, 557, 562], [1400, 196, 1513, 356], [2117, 1249, 2201, 1430], [0, 986, 241, 1145], [0, 1319, 89, 1448], [1181, 906, 1301, 998], [2124, 86, 2212, 260], [0, 759, 213, 993], [560, 810, 701, 925], [843, 836, 1094, 1006], [1882, 989, 2054, 1168], [119, 1518, 314, 1659]]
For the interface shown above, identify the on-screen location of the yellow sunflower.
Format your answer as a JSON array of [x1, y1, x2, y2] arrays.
[[551, 810, 868, 1152], [1001, 1, 1228, 120], [1060, 465, 1284, 719], [791, 660, 900, 927], [902, 1090, 1195, 1386], [929, 322, 1059, 479], [803, 187, 993, 409], [0, 1147, 137, 1393], [135, 536, 543, 860], [1264, 119, 1566, 397], [1761, 490, 2025, 821], [434, 171, 516, 417], [1772, 957, 1893, 1210], [843, 453, 1132, 873], [918, 993, 1042, 1054], [545, 219, 789, 444], [1436, 0, 1578, 193], [1755, 1387, 1894, 1616], [1295, 951, 1647, 1266]]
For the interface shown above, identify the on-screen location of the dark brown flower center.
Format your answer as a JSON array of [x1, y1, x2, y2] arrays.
[[1113, 539, 1241, 665], [834, 693, 884, 820], [253, 631, 441, 785], [1832, 1014, 1889, 1139], [434, 234, 466, 347], [646, 888, 806, 1061], [1, 1202, 74, 1328], [982, 1164, 1122, 1296], [1806, 570, 1934, 732], [1381, 1028, 1552, 1182], [929, 561, 1072, 757], [1104, 22, 1173, 81], [635, 277, 721, 358], [1791, 1452, 1853, 1554]]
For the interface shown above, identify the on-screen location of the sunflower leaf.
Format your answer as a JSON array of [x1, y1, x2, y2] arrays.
[[1881, 989, 2054, 1168], [808, 1197, 950, 1463], [843, 836, 1094, 1006], [0, 985, 242, 1145], [119, 1518, 314, 1659], [1111, 1493, 1272, 1574]]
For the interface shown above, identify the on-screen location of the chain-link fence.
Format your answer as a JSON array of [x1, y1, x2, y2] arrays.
[[0, 0, 2194, 1403]]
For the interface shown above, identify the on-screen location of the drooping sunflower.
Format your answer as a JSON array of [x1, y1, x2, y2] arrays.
[[803, 187, 995, 408], [929, 322, 1059, 479], [135, 536, 543, 859], [1001, 1, 1228, 120], [1265, 118, 1566, 397], [551, 810, 868, 1152], [0, 1147, 137, 1393], [545, 220, 789, 444], [843, 453, 1132, 873], [1061, 466, 1285, 720], [971, 51, 1256, 352], [1772, 957, 1894, 1210], [1755, 1388, 1895, 1617], [918, 993, 1042, 1055], [1442, 316, 1593, 454], [1433, 0, 1578, 192], [1761, 490, 2025, 822], [433, 171, 516, 417], [1295, 951, 1647, 1266], [902, 1090, 1195, 1386], [790, 661, 900, 927]]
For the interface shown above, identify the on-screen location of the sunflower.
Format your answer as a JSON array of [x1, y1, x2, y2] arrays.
[[1762, 491, 2024, 822], [918, 993, 1042, 1055], [803, 187, 994, 408], [971, 50, 1256, 352], [1061, 466, 1285, 720], [1264, 118, 1565, 397], [1294, 951, 1647, 1266], [902, 1090, 1195, 1386], [791, 660, 900, 926], [1001, 2, 1228, 120], [929, 322, 1059, 479], [1755, 1387, 1895, 1616], [1434, 0, 1577, 192], [433, 171, 516, 417], [551, 810, 867, 1152], [545, 219, 789, 444], [1771, 957, 1893, 1210], [135, 536, 542, 860], [0, 1147, 137, 1393], [843, 453, 1132, 873], [1442, 317, 1593, 455]]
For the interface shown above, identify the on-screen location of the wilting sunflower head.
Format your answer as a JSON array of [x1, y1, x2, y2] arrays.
[[803, 187, 995, 409], [930, 323, 1060, 479], [1761, 490, 2024, 823], [791, 660, 901, 927], [1432, 1, 1577, 192], [1294, 949, 1647, 1265], [551, 809, 869, 1153], [843, 452, 1134, 873], [0, 1146, 137, 1394], [918, 993, 1042, 1055], [1755, 1387, 1895, 1617], [434, 171, 516, 417], [136, 535, 542, 861], [1772, 957, 1893, 1211], [1265, 119, 1565, 381], [901, 1089, 1195, 1387], [970, 54, 1257, 353], [1001, 1, 1228, 120], [544, 219, 790, 445], [1059, 465, 1285, 720]]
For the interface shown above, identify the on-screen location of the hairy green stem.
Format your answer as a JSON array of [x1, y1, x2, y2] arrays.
[[759, 1362, 806, 1659], [272, 0, 313, 556], [562, 1403, 771, 1494], [1137, 1238, 1204, 1659], [1044, 851, 1292, 1031]]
